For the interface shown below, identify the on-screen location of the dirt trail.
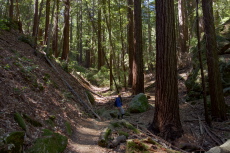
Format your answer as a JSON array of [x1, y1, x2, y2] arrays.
[[67, 118, 111, 153]]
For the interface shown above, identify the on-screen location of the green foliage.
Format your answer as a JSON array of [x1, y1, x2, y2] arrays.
[[0, 18, 18, 31], [18, 35, 34, 47], [65, 122, 73, 135], [3, 131, 25, 153], [14, 112, 27, 131], [27, 130, 68, 153], [3, 64, 10, 70], [22, 114, 42, 127], [120, 121, 140, 134], [126, 139, 149, 153], [0, 19, 10, 31], [118, 131, 129, 138], [86, 90, 95, 105]]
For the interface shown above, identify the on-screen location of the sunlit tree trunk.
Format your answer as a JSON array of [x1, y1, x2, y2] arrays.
[[52, 0, 59, 58], [61, 0, 70, 60], [202, 0, 227, 120], [150, 0, 183, 141], [98, 0, 102, 70], [178, 0, 188, 53], [147, 0, 153, 69], [79, 0, 83, 64], [127, 0, 134, 87], [118, 1, 127, 89], [132, 0, 144, 94]]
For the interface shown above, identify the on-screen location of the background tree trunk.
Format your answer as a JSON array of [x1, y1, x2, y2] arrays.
[[32, 0, 39, 37], [52, 0, 59, 58], [132, 0, 144, 95], [61, 0, 70, 60], [9, 0, 14, 19], [44, 0, 50, 45], [202, 0, 227, 120], [97, 0, 102, 70], [150, 0, 183, 141], [127, 0, 134, 87]]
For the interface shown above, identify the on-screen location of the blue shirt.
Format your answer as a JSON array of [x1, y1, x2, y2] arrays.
[[115, 97, 122, 107]]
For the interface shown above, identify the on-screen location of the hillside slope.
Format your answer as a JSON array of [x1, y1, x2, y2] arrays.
[[0, 29, 102, 152]]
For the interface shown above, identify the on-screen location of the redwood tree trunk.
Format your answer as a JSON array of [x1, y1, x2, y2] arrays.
[[32, 0, 39, 37], [202, 0, 227, 120], [98, 0, 102, 70], [52, 0, 59, 58], [9, 0, 14, 19], [44, 0, 50, 45], [127, 0, 134, 87], [61, 0, 70, 60], [150, 0, 183, 141], [178, 0, 188, 53], [132, 0, 144, 94]]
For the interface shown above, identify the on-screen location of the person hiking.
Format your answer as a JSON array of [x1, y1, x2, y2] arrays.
[[114, 93, 125, 119]]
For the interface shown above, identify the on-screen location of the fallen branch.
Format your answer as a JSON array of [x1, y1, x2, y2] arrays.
[[200, 121, 222, 145], [44, 55, 101, 120]]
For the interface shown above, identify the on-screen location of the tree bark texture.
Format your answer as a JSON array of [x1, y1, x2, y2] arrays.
[[52, 0, 59, 57], [98, 0, 102, 70], [9, 0, 14, 19], [127, 0, 134, 87], [201, 0, 227, 120], [61, 0, 70, 60], [32, 0, 39, 37], [178, 0, 188, 53], [44, 0, 50, 45], [151, 0, 183, 141], [132, 0, 144, 95]]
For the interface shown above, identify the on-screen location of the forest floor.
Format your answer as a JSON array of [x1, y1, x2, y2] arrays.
[[0, 29, 230, 153], [66, 72, 230, 153]]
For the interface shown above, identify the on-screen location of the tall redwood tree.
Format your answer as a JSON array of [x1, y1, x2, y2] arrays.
[[132, 0, 144, 94], [202, 0, 227, 120], [61, 0, 70, 60], [149, 0, 183, 140], [127, 0, 134, 87]]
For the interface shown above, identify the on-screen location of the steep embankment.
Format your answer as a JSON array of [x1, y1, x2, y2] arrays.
[[0, 29, 103, 152]]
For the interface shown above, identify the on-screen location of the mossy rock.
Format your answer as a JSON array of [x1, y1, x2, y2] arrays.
[[23, 114, 42, 127], [27, 129, 68, 153], [128, 93, 149, 113], [101, 110, 118, 119], [86, 90, 95, 105], [118, 131, 129, 138], [14, 112, 27, 131], [126, 139, 149, 153], [3, 131, 25, 153], [98, 127, 112, 147]]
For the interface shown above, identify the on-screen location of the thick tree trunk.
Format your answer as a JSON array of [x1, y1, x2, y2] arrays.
[[202, 0, 227, 120], [127, 0, 134, 87], [61, 0, 70, 60], [150, 0, 183, 141], [44, 0, 50, 45], [132, 0, 144, 95], [32, 0, 39, 37]]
